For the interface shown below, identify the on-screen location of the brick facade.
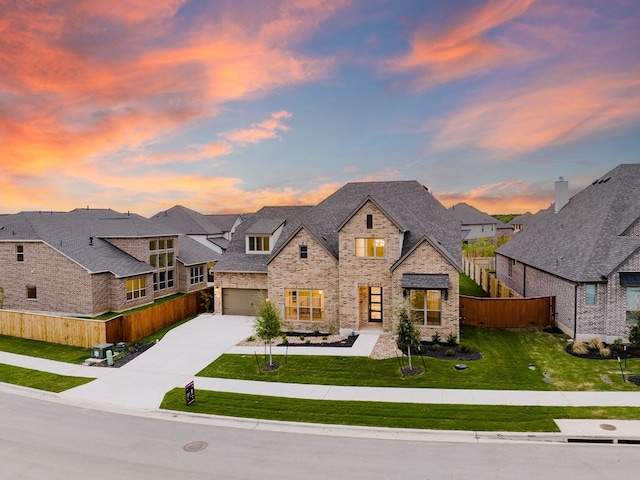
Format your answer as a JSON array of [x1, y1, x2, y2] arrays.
[[213, 272, 268, 313]]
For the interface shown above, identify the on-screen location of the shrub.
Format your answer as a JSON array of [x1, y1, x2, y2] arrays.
[[588, 337, 604, 351], [458, 342, 473, 353], [431, 332, 441, 344], [299, 335, 305, 341], [446, 333, 457, 345], [281, 334, 288, 345], [322, 336, 328, 341], [571, 341, 588, 355], [599, 346, 611, 358], [629, 324, 640, 347], [246, 335, 255, 342], [445, 348, 456, 357], [431, 343, 442, 352], [305, 339, 311, 345]]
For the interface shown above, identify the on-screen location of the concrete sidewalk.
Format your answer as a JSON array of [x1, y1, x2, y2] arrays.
[[2, 313, 640, 442]]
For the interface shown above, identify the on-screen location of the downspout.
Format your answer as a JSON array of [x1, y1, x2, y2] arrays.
[[573, 284, 578, 338], [523, 264, 527, 298]]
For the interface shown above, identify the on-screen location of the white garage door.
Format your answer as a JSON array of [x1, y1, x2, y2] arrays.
[[222, 289, 267, 316]]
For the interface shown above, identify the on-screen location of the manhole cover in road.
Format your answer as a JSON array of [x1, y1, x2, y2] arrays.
[[183, 441, 208, 452], [599, 424, 617, 431]]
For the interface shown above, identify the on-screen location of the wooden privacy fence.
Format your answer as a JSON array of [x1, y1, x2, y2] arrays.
[[460, 295, 555, 328], [463, 257, 520, 298], [0, 290, 209, 348]]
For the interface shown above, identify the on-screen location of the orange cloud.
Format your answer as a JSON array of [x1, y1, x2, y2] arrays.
[[220, 111, 293, 145], [384, 0, 535, 89]]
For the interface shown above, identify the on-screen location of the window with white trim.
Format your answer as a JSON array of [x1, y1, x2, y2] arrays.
[[248, 236, 270, 252], [16, 245, 24, 262], [190, 266, 204, 285]]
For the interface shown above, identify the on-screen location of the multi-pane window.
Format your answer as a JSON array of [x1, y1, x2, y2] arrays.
[[190, 266, 204, 285], [585, 284, 597, 306], [126, 277, 146, 301], [26, 285, 37, 299], [150, 237, 175, 292], [626, 286, 640, 324], [299, 245, 308, 259], [409, 289, 442, 326], [248, 236, 270, 252], [285, 289, 324, 321], [355, 238, 385, 257], [16, 245, 24, 262]]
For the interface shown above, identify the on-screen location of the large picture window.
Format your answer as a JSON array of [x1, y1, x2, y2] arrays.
[[150, 237, 175, 292], [355, 238, 385, 257], [627, 286, 640, 324], [285, 289, 324, 321], [409, 289, 442, 326], [126, 277, 146, 301]]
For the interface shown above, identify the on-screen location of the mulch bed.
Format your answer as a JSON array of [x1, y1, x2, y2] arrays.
[[111, 342, 156, 368], [277, 333, 359, 348], [417, 342, 483, 361], [565, 343, 640, 360]]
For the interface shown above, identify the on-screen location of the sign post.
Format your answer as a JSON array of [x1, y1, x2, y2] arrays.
[[185, 381, 196, 406]]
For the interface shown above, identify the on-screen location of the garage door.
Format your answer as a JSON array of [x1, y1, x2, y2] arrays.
[[222, 288, 267, 316]]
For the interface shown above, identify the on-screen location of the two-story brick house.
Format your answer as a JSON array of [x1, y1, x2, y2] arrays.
[[496, 165, 640, 342], [213, 181, 462, 339], [0, 208, 219, 317]]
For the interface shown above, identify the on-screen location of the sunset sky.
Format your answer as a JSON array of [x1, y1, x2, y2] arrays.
[[1, 0, 638, 217]]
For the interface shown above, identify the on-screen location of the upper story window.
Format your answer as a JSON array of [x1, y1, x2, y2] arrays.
[[356, 238, 385, 257], [26, 285, 37, 299], [366, 214, 373, 229], [248, 235, 270, 253], [299, 245, 308, 259], [16, 245, 24, 262], [585, 283, 597, 306], [149, 237, 175, 291], [126, 277, 146, 301], [149, 240, 157, 251]]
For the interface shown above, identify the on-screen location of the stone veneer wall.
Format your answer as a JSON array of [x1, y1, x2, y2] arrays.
[[391, 241, 460, 341], [268, 228, 339, 332], [338, 202, 402, 332]]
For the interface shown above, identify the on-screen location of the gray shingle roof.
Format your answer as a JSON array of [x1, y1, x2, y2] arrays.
[[206, 214, 241, 232], [150, 205, 223, 235], [177, 235, 223, 266], [214, 181, 461, 273], [449, 202, 499, 226], [496, 164, 640, 282], [0, 209, 178, 277]]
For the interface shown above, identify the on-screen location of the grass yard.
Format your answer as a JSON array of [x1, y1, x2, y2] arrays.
[[160, 389, 640, 432], [459, 272, 490, 297], [197, 327, 640, 392], [0, 334, 90, 364], [0, 363, 93, 392]]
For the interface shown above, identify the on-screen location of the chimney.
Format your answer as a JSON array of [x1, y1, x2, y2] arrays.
[[554, 176, 568, 213]]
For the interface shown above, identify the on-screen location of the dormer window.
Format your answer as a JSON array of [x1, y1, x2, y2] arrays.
[[248, 235, 270, 253]]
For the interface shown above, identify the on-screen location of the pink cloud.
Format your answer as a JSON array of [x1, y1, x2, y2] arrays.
[[220, 111, 294, 145], [384, 0, 535, 89]]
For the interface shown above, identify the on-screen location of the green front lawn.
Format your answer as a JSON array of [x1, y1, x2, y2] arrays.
[[198, 327, 640, 392], [0, 364, 93, 392], [459, 272, 490, 297], [160, 389, 640, 432], [0, 335, 90, 364]]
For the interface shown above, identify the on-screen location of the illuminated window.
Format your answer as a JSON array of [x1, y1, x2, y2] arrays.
[[409, 289, 442, 326], [355, 238, 385, 257], [248, 236, 270, 252], [126, 277, 146, 301], [285, 289, 324, 321]]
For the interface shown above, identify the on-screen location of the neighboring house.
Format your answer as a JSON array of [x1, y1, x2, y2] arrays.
[[213, 181, 462, 339], [149, 205, 243, 254], [448, 202, 499, 242], [495, 166, 640, 342], [0, 208, 214, 317], [507, 212, 535, 234]]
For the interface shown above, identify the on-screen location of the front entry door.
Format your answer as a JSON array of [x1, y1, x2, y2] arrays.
[[369, 286, 382, 322]]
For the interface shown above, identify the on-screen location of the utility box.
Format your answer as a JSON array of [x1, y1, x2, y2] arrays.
[[91, 343, 114, 359]]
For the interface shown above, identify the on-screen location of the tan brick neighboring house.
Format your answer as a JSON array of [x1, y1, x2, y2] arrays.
[[213, 181, 462, 339], [0, 208, 218, 317], [496, 164, 640, 342]]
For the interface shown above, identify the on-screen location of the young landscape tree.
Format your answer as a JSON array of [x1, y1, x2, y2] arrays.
[[254, 295, 282, 368], [395, 304, 422, 374]]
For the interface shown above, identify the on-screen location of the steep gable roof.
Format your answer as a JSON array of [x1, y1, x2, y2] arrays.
[[496, 164, 640, 282], [177, 234, 223, 266]]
